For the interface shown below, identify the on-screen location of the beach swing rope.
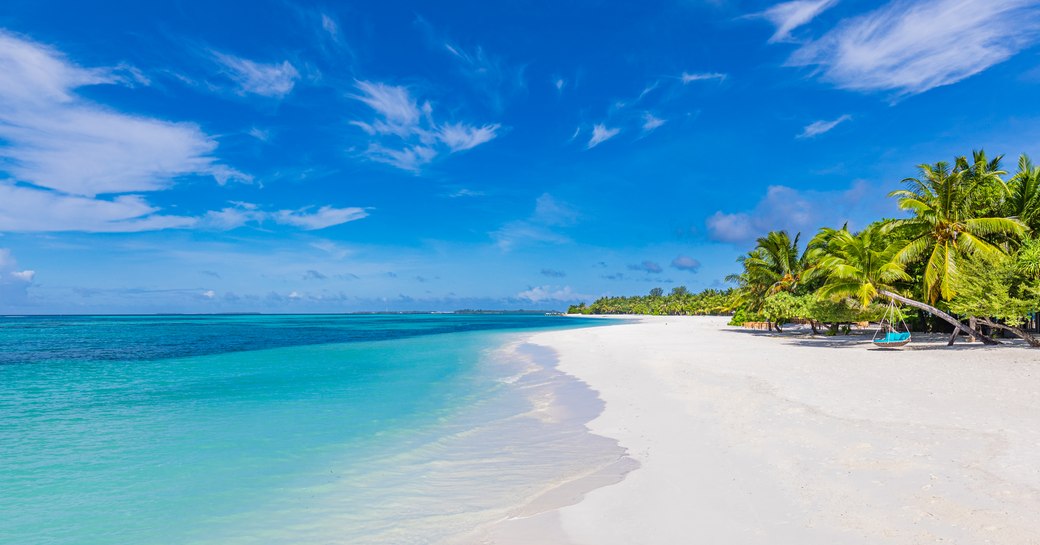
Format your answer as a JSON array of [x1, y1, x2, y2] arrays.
[[872, 299, 912, 348]]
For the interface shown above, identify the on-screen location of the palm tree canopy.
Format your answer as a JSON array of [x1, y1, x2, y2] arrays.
[[814, 225, 911, 308], [885, 152, 1027, 303], [1008, 154, 1040, 229]]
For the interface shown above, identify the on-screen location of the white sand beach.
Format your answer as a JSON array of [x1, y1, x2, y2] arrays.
[[485, 316, 1040, 544]]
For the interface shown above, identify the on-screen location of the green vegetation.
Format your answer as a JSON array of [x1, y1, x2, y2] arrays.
[[567, 286, 736, 316], [568, 150, 1040, 347]]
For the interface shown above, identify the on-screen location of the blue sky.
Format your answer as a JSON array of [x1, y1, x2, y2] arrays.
[[2, 0, 1040, 313]]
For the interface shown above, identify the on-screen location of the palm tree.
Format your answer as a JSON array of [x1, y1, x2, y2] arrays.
[[1007, 154, 1040, 230], [728, 230, 830, 331], [815, 225, 998, 345], [741, 231, 808, 294], [887, 152, 1027, 303]]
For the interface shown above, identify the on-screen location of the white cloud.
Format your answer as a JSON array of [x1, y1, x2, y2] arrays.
[[437, 123, 500, 151], [201, 205, 260, 230], [321, 13, 339, 38], [10, 270, 36, 282], [273, 206, 369, 230], [706, 211, 758, 244], [555, 78, 566, 91], [310, 240, 353, 259], [445, 188, 486, 198], [516, 285, 586, 303], [0, 248, 36, 307], [757, 0, 838, 43], [0, 182, 198, 232], [202, 289, 216, 299], [0, 32, 250, 198], [706, 180, 888, 244], [533, 193, 580, 226], [798, 114, 851, 138], [350, 80, 500, 171], [0, 31, 112, 105], [213, 52, 299, 98], [787, 0, 1040, 95], [642, 112, 666, 132], [248, 127, 271, 142], [0, 186, 366, 233], [365, 144, 438, 172], [587, 124, 620, 149], [492, 222, 570, 251], [0, 107, 245, 197], [492, 193, 579, 251], [0, 31, 268, 233], [681, 72, 727, 84], [352, 80, 423, 129], [638, 81, 660, 100], [203, 203, 369, 231]]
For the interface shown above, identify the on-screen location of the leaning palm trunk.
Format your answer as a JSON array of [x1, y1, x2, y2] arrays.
[[877, 290, 1000, 345], [976, 317, 1040, 347]]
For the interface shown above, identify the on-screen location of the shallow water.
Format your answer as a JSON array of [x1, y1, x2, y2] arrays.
[[0, 314, 622, 544]]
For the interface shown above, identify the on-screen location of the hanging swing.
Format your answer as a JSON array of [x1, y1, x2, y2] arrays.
[[872, 300, 912, 348]]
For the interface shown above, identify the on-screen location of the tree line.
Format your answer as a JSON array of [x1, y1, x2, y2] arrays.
[[569, 151, 1040, 346], [567, 286, 735, 316]]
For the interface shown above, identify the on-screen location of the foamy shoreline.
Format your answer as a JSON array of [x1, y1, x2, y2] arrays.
[[477, 315, 1040, 544]]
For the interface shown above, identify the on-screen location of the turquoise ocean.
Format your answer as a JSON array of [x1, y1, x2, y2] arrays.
[[0, 314, 623, 544]]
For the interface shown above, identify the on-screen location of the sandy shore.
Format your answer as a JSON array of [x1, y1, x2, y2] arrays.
[[486, 315, 1040, 544]]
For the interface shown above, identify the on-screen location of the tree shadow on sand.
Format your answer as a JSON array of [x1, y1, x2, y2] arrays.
[[722, 326, 1018, 351]]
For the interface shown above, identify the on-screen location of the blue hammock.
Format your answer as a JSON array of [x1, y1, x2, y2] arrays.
[[875, 332, 910, 345], [872, 301, 912, 348]]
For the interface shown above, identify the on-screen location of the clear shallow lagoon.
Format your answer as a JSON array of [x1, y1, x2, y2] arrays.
[[0, 314, 621, 544]]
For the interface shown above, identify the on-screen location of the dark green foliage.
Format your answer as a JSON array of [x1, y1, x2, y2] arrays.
[[567, 288, 737, 316]]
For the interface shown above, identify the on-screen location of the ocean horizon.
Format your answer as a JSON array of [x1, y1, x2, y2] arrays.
[[0, 314, 623, 544]]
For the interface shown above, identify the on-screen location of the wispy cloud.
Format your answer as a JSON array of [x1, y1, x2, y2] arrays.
[[540, 268, 566, 278], [587, 124, 620, 149], [798, 114, 851, 138], [642, 112, 666, 132], [275, 206, 369, 230], [350, 80, 500, 171], [351, 80, 423, 130], [213, 51, 299, 98], [438, 123, 500, 152], [415, 16, 526, 112], [310, 240, 353, 259], [681, 72, 727, 84], [0, 31, 285, 233], [0, 32, 249, 198], [492, 193, 579, 250], [0, 182, 195, 232], [320, 13, 339, 39], [442, 40, 526, 110], [444, 188, 486, 198], [247, 127, 272, 142], [203, 202, 369, 231], [787, 0, 1040, 96], [756, 0, 838, 43]]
